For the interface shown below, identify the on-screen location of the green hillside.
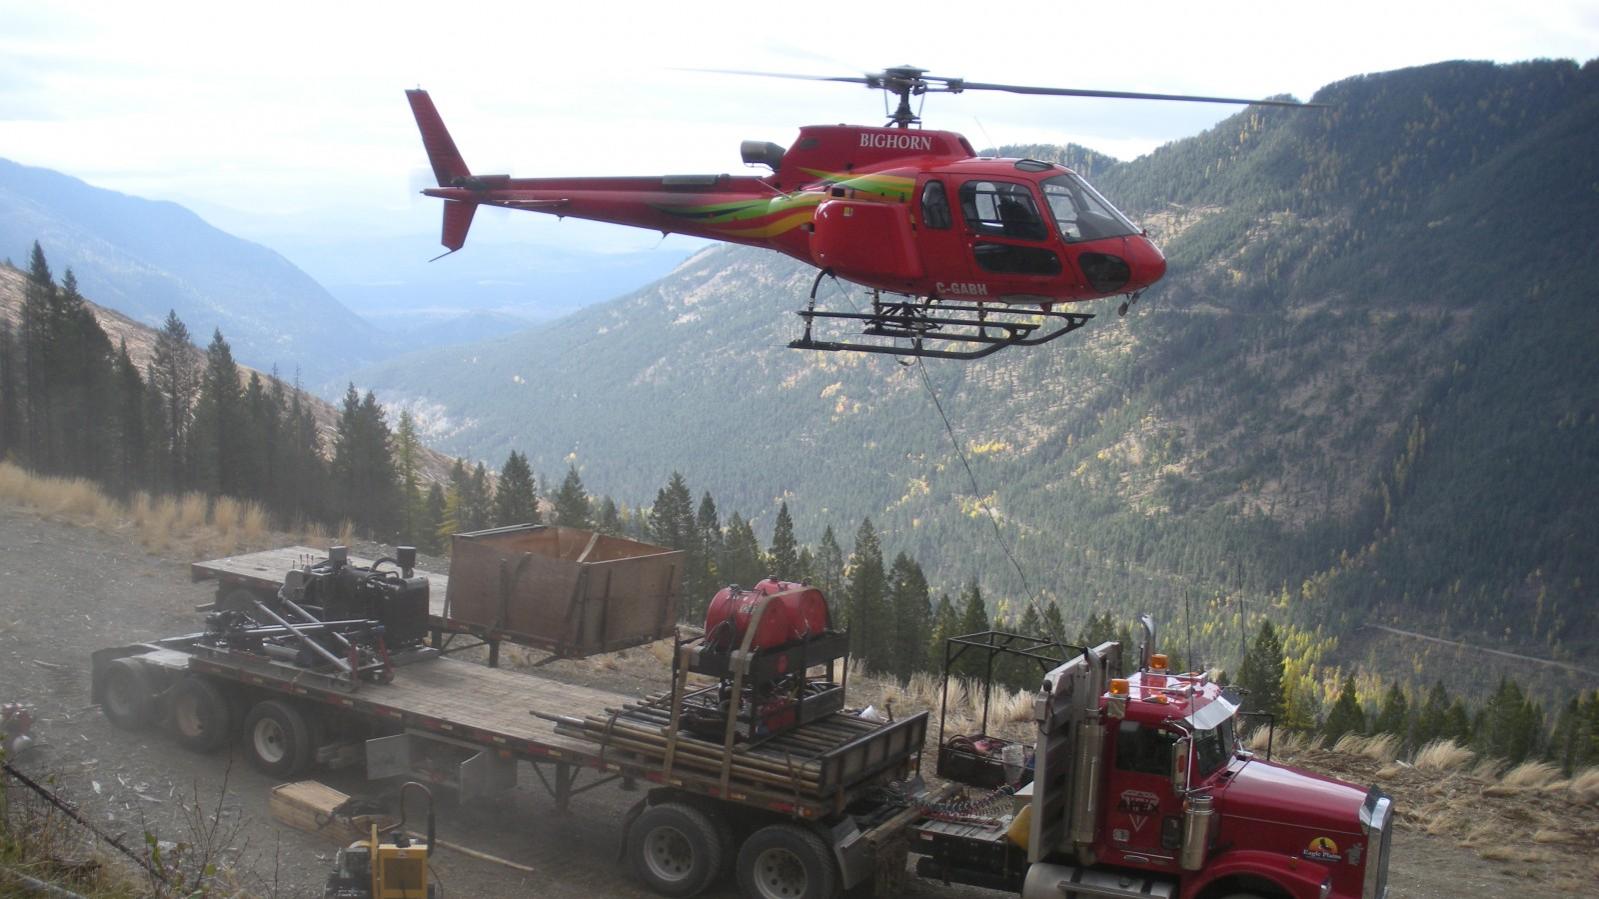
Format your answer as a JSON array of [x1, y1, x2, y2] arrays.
[[357, 59, 1599, 698]]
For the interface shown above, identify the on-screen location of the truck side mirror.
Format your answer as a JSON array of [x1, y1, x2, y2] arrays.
[[1171, 735, 1192, 794]]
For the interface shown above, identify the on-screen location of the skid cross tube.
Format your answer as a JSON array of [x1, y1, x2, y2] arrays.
[[791, 297, 1093, 360]]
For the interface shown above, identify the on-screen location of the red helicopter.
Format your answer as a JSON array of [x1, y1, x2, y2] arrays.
[[407, 67, 1317, 359]]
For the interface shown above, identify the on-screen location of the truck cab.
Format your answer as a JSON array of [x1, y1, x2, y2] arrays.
[[916, 618, 1394, 899]]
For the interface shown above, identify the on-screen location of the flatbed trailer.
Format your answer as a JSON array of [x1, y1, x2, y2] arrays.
[[92, 631, 929, 897]]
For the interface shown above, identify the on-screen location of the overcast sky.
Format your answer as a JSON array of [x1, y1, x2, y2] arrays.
[[3, 0, 1595, 251]]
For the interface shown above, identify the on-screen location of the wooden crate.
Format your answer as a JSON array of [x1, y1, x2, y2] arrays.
[[268, 781, 393, 845], [445, 525, 683, 657]]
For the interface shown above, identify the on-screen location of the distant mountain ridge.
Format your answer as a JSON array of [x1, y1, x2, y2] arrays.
[[0, 158, 381, 387], [355, 60, 1599, 693]]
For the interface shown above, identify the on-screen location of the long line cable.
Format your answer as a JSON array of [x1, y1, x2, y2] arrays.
[[913, 356, 1069, 646]]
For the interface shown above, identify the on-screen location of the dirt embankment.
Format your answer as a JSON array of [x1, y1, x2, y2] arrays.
[[1, 500, 1591, 898]]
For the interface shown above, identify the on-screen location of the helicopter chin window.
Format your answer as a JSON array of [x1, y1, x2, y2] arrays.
[[1078, 252, 1131, 292]]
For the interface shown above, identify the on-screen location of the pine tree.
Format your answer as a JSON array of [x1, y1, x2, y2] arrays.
[[1413, 680, 1453, 747], [150, 310, 199, 491], [494, 450, 539, 526], [1042, 600, 1069, 647], [1236, 620, 1287, 721], [954, 579, 991, 678], [927, 593, 960, 675], [1323, 675, 1366, 743], [331, 386, 401, 536], [0, 317, 18, 460], [18, 243, 55, 468], [887, 553, 930, 681], [814, 526, 845, 604], [550, 465, 592, 528], [420, 482, 447, 554], [392, 410, 424, 540], [796, 546, 816, 585], [1000, 602, 1046, 691], [111, 341, 146, 496], [468, 463, 493, 529], [649, 472, 703, 618], [280, 377, 327, 523], [191, 329, 247, 496], [846, 518, 889, 673], [596, 496, 621, 535], [697, 493, 723, 586], [768, 502, 800, 581], [1371, 682, 1411, 747], [722, 512, 765, 587], [51, 269, 116, 480]]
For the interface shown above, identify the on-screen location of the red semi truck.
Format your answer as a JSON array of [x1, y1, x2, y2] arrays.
[[911, 618, 1393, 899]]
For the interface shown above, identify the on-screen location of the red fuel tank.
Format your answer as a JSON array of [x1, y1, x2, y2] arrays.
[[704, 578, 830, 652]]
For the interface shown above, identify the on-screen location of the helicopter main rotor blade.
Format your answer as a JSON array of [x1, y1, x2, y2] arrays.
[[681, 67, 873, 86], [954, 81, 1323, 108]]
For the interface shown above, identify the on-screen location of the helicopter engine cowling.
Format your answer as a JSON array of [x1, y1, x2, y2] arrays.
[[810, 199, 922, 282]]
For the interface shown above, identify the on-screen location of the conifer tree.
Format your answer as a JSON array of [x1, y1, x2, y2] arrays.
[[954, 579, 991, 678], [722, 512, 765, 587], [999, 602, 1046, 691], [1236, 620, 1287, 721], [846, 518, 889, 673], [768, 502, 800, 581], [52, 269, 116, 479], [421, 482, 447, 554], [18, 243, 55, 468], [887, 553, 931, 681], [1371, 682, 1411, 747], [0, 317, 17, 460], [242, 372, 277, 502], [1042, 600, 1068, 646], [697, 493, 723, 585], [927, 593, 960, 675], [468, 462, 493, 529], [494, 450, 539, 526], [550, 464, 592, 528], [596, 496, 621, 535], [796, 546, 816, 585], [191, 329, 247, 496], [280, 377, 327, 523], [150, 310, 199, 491], [649, 472, 703, 617], [1323, 675, 1366, 743], [111, 341, 146, 496], [393, 410, 424, 540], [331, 386, 401, 536], [1413, 680, 1453, 748], [814, 526, 845, 603]]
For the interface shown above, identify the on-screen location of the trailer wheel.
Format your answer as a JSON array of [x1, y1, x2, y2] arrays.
[[170, 677, 234, 753], [626, 801, 725, 897], [736, 823, 836, 899], [242, 699, 312, 777], [100, 658, 155, 730]]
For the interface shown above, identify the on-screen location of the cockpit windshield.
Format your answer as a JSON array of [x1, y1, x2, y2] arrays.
[[1042, 173, 1140, 243], [1192, 716, 1238, 778]]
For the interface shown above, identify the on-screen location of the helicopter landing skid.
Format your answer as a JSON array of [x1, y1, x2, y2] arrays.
[[789, 292, 1093, 361]]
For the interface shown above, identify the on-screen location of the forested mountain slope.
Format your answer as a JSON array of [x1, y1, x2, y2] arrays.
[[358, 60, 1599, 690], [0, 159, 381, 386]]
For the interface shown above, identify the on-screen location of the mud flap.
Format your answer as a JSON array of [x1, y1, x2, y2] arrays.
[[618, 797, 648, 863]]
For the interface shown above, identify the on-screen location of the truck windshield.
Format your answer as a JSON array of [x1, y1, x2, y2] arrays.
[[1041, 173, 1139, 243], [1192, 717, 1237, 777]]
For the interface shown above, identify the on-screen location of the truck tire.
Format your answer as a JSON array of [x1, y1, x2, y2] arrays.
[[101, 658, 155, 730], [242, 699, 312, 778], [626, 801, 725, 897], [736, 823, 837, 899], [170, 676, 234, 753]]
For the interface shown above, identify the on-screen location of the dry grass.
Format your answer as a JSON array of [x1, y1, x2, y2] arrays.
[[1413, 738, 1475, 771], [1331, 732, 1399, 763], [1569, 767, 1599, 803], [0, 461, 277, 558], [1498, 760, 1562, 790]]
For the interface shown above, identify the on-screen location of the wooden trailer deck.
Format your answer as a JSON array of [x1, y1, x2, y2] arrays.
[[190, 546, 450, 619]]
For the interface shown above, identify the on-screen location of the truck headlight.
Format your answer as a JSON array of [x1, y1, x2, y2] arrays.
[[1359, 787, 1393, 899]]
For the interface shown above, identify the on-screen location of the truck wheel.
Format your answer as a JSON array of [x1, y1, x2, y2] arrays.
[[626, 801, 725, 897], [242, 699, 312, 778], [736, 823, 837, 899], [101, 658, 155, 730], [170, 677, 234, 753]]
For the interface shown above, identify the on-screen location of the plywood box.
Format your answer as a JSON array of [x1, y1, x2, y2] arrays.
[[444, 525, 682, 658], [269, 781, 393, 845]]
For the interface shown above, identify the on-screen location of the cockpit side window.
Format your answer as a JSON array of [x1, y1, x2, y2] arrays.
[[958, 180, 1048, 241], [920, 180, 952, 230]]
